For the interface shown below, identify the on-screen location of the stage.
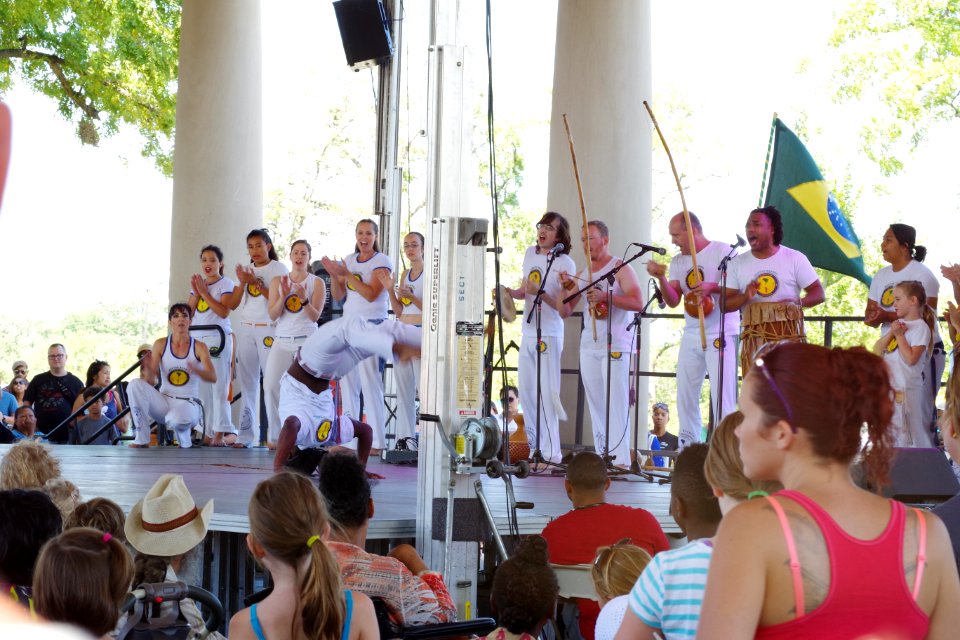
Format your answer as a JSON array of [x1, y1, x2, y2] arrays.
[[0, 444, 679, 537]]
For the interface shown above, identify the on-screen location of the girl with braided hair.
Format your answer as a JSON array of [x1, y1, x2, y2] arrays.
[[488, 535, 559, 640], [228, 472, 378, 640], [698, 342, 960, 639]]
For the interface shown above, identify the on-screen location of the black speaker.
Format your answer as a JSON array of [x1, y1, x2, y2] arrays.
[[333, 0, 394, 70], [883, 448, 959, 505]]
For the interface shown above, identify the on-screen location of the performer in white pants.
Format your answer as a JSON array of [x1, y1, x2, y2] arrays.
[[188, 245, 239, 445], [128, 303, 216, 448], [508, 212, 576, 464], [273, 315, 421, 475], [233, 229, 289, 448], [321, 218, 392, 450], [561, 220, 643, 467], [378, 231, 425, 445], [648, 212, 740, 447], [262, 239, 326, 445]]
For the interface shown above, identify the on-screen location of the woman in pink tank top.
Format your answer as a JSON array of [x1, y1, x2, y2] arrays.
[[697, 342, 960, 639]]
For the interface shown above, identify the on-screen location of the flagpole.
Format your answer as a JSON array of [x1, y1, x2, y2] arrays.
[[757, 112, 778, 207]]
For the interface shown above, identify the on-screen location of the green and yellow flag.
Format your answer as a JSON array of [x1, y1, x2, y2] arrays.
[[762, 118, 871, 285]]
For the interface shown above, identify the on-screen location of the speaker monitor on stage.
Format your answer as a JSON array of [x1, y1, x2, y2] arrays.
[[858, 448, 960, 505], [333, 0, 394, 71]]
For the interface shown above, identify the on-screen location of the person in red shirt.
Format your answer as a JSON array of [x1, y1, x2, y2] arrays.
[[541, 452, 669, 640]]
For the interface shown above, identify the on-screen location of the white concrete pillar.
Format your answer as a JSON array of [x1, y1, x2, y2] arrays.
[[547, 0, 653, 456], [169, 0, 263, 305]]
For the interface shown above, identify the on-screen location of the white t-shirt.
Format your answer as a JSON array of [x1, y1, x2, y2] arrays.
[[192, 276, 236, 334], [342, 252, 392, 320], [297, 316, 420, 380], [399, 267, 425, 319], [158, 337, 202, 398], [578, 256, 636, 351], [238, 260, 289, 324], [728, 246, 819, 305], [274, 273, 320, 338], [869, 260, 942, 336], [668, 240, 740, 335], [520, 246, 577, 338], [882, 318, 932, 391]]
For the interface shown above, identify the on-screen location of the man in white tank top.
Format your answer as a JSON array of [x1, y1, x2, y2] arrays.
[[273, 316, 420, 476]]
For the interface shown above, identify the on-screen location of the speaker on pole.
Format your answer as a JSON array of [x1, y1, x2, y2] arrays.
[[332, 0, 394, 71]]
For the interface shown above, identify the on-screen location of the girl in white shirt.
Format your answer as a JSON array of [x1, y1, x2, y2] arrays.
[[262, 239, 326, 446], [188, 245, 239, 446], [875, 280, 935, 447]]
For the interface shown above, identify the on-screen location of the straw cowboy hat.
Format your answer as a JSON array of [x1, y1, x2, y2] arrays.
[[125, 474, 214, 557]]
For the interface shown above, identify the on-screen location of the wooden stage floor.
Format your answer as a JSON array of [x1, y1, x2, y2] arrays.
[[0, 445, 678, 537]]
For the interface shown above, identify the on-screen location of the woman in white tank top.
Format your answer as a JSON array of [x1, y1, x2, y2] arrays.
[[378, 232, 424, 445], [262, 239, 326, 447]]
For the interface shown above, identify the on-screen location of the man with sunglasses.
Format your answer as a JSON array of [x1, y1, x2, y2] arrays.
[[23, 343, 84, 444]]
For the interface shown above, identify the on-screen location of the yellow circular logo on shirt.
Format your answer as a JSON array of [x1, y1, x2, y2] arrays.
[[285, 295, 304, 313], [881, 286, 895, 307], [611, 351, 622, 360], [346, 273, 362, 291], [685, 267, 705, 290], [168, 370, 189, 387], [316, 419, 333, 443], [247, 280, 263, 297], [197, 297, 209, 313], [263, 336, 274, 348], [529, 269, 543, 287], [713, 338, 722, 350], [537, 340, 547, 353], [755, 273, 779, 297]]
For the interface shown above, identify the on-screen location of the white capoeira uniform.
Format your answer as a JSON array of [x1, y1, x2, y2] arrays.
[[518, 246, 576, 464], [192, 276, 237, 437], [128, 337, 203, 448], [882, 318, 932, 447], [337, 251, 392, 449], [279, 316, 420, 449], [235, 260, 289, 447], [393, 268, 424, 443], [262, 273, 320, 444], [578, 257, 633, 466], [870, 260, 944, 443], [670, 241, 740, 447]]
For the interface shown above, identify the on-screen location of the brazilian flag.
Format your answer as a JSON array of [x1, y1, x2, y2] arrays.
[[763, 118, 871, 285]]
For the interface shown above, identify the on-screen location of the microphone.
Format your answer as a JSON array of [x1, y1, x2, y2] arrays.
[[546, 243, 565, 256], [651, 280, 666, 309], [732, 234, 746, 248], [630, 242, 667, 255]]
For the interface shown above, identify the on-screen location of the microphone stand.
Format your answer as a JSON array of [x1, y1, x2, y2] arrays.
[[712, 240, 740, 441], [564, 247, 651, 472], [627, 292, 658, 479], [526, 248, 561, 470]]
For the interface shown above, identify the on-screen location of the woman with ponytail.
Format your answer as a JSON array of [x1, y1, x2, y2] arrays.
[[33, 527, 133, 639], [229, 472, 378, 640], [698, 342, 960, 639], [866, 223, 945, 438]]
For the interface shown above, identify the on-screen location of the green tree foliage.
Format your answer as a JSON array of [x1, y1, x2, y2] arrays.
[[831, 0, 960, 175], [0, 0, 181, 175]]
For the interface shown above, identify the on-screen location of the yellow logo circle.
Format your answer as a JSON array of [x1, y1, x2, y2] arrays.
[[285, 295, 304, 313], [316, 419, 333, 443], [537, 340, 547, 353], [611, 351, 622, 360], [168, 370, 189, 387], [197, 297, 209, 313], [713, 338, 722, 350], [247, 281, 262, 297], [263, 336, 274, 348], [400, 296, 412, 306], [529, 269, 543, 287], [880, 286, 895, 307], [755, 274, 779, 297], [685, 268, 705, 290], [886, 337, 898, 353], [346, 273, 362, 291]]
